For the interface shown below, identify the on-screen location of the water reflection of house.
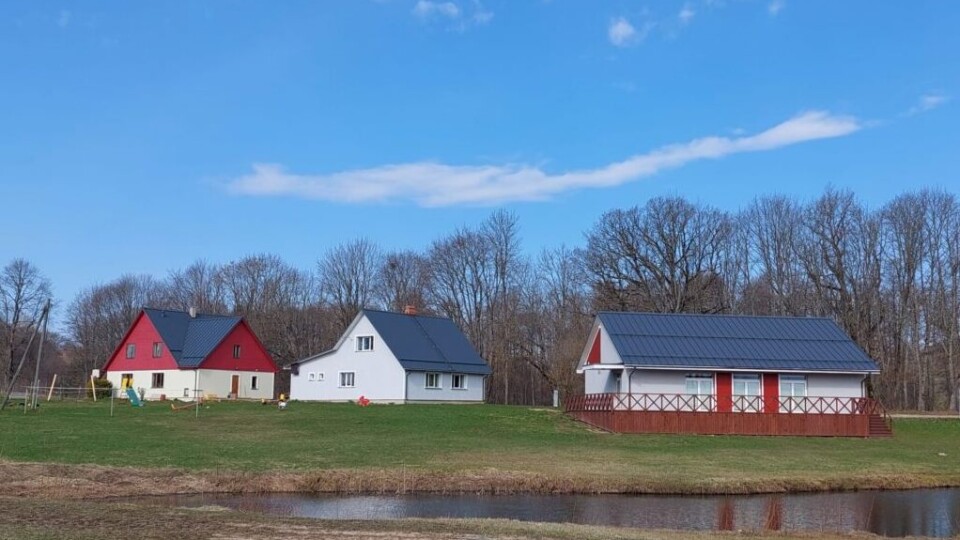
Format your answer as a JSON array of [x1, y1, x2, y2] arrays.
[[569, 312, 891, 437]]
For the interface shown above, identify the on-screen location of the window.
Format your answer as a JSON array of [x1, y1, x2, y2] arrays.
[[425, 372, 441, 389], [152, 342, 162, 358], [780, 375, 807, 413], [316, 372, 324, 381], [125, 344, 136, 359], [183, 388, 190, 398], [733, 374, 761, 412], [120, 373, 134, 389], [251, 376, 259, 390], [151, 373, 164, 389], [307, 372, 324, 382], [308, 372, 316, 382], [356, 336, 374, 351], [684, 373, 714, 411], [232, 345, 241, 359], [339, 372, 355, 388], [452, 374, 466, 390]]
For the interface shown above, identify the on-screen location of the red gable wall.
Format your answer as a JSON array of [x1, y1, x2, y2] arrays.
[[102, 312, 179, 373], [587, 329, 602, 365], [200, 320, 278, 373]]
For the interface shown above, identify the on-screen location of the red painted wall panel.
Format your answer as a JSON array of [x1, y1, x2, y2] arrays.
[[716, 372, 732, 412], [587, 329, 602, 365], [103, 313, 179, 373], [200, 321, 278, 373], [763, 373, 780, 413]]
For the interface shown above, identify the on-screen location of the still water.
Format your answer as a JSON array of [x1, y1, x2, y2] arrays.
[[158, 489, 960, 537]]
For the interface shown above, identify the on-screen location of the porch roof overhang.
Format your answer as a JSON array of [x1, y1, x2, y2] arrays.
[[578, 364, 877, 376]]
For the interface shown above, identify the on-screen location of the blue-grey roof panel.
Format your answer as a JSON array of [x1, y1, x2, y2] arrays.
[[363, 310, 492, 375], [597, 312, 879, 373], [142, 308, 241, 369]]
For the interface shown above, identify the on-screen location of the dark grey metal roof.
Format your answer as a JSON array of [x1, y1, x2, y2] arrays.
[[143, 308, 242, 369], [596, 312, 880, 373], [363, 309, 492, 375]]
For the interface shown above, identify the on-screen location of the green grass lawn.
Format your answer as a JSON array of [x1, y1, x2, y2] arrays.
[[1, 400, 958, 492]]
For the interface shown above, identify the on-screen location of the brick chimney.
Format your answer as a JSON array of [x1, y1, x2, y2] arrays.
[[403, 305, 418, 315]]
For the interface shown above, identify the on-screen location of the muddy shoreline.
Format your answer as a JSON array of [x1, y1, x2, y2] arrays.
[[3, 461, 958, 499]]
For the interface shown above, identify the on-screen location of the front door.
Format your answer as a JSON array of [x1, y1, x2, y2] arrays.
[[231, 375, 239, 398]]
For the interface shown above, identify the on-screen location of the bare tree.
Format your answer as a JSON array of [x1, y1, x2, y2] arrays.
[[161, 260, 227, 313], [0, 259, 53, 386], [378, 250, 432, 313], [585, 197, 733, 313], [318, 239, 383, 331], [66, 274, 164, 383]]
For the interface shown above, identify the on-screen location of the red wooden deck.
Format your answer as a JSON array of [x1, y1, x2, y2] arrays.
[[565, 393, 892, 437]]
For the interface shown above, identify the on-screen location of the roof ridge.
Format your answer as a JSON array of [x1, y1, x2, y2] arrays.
[[361, 308, 451, 321], [143, 306, 239, 319], [598, 311, 836, 322]]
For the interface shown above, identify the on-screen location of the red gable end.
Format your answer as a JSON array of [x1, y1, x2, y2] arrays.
[[199, 320, 278, 373], [102, 311, 178, 373]]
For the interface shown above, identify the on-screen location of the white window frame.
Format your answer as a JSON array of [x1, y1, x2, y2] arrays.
[[732, 373, 762, 413], [152, 342, 162, 358], [308, 372, 316, 382], [356, 335, 374, 352], [150, 372, 164, 389], [232, 344, 241, 359], [251, 376, 259, 390], [339, 371, 356, 388], [451, 373, 467, 390], [425, 372, 442, 389], [779, 374, 808, 413], [125, 343, 136, 359], [684, 373, 714, 411], [316, 372, 324, 382]]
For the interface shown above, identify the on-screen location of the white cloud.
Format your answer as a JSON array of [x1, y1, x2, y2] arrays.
[[57, 9, 71, 28], [906, 93, 950, 116], [608, 17, 640, 47], [225, 111, 861, 207], [768, 0, 785, 16], [679, 4, 696, 25], [413, 0, 460, 20]]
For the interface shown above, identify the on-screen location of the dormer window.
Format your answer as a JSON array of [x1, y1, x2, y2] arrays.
[[356, 336, 374, 352]]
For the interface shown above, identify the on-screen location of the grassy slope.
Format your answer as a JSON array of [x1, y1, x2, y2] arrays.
[[1, 401, 958, 492]]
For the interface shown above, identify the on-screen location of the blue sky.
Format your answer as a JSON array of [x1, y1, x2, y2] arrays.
[[1, 1, 958, 311]]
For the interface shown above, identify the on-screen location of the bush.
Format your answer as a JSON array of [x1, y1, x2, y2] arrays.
[[88, 378, 113, 400]]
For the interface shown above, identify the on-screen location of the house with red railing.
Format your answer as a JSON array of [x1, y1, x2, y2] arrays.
[[569, 312, 890, 437]]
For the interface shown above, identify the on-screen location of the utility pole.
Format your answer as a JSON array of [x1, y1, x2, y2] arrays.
[[0, 300, 52, 411], [30, 299, 51, 410]]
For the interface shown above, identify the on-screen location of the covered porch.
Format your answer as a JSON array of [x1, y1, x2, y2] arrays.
[[565, 393, 892, 437]]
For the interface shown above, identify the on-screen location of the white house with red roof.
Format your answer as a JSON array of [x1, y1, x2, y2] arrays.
[[102, 308, 278, 400]]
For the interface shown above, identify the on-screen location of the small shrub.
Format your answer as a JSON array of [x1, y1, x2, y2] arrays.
[[88, 378, 113, 400]]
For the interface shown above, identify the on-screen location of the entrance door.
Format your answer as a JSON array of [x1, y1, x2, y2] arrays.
[[231, 375, 240, 398]]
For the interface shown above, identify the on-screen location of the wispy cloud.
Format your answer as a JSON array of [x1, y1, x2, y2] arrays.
[[768, 0, 786, 16], [225, 111, 861, 207], [57, 9, 71, 28], [412, 0, 492, 30], [905, 93, 950, 116], [608, 16, 651, 47], [413, 0, 460, 20], [678, 4, 696, 25]]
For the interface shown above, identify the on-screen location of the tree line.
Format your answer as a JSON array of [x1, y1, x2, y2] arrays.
[[2, 187, 958, 410]]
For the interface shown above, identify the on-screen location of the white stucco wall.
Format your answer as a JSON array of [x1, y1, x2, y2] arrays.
[[405, 372, 485, 402], [290, 315, 407, 402], [103, 369, 274, 401], [806, 373, 866, 398], [585, 369, 621, 394], [199, 369, 275, 400], [627, 369, 690, 394]]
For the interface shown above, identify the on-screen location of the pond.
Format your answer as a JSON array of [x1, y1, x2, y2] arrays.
[[155, 489, 960, 537]]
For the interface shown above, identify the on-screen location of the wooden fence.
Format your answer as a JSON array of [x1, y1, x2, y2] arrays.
[[565, 393, 892, 437]]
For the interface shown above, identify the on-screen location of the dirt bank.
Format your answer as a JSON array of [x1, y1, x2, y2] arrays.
[[1, 460, 957, 498]]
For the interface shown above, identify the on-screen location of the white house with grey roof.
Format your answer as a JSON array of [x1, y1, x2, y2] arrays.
[[290, 309, 491, 403]]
